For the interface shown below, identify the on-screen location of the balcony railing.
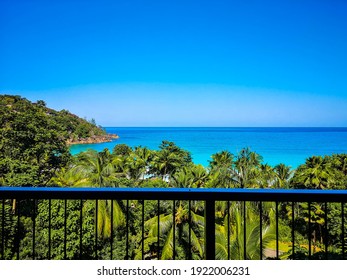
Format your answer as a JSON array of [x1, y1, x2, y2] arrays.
[[1, 187, 347, 260]]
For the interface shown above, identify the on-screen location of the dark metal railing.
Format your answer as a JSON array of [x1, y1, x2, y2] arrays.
[[1, 187, 347, 260]]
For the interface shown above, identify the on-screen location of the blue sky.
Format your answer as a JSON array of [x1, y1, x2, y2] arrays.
[[1, 0, 347, 126]]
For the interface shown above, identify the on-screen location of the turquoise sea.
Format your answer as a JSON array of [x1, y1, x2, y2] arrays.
[[70, 127, 347, 169]]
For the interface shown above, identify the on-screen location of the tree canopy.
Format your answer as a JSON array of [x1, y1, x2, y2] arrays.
[[0, 94, 106, 186]]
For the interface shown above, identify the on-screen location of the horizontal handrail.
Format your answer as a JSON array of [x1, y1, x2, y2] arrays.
[[1, 187, 347, 202]]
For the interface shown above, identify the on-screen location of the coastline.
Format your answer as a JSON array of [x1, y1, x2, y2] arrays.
[[67, 134, 119, 145], [69, 127, 347, 168]]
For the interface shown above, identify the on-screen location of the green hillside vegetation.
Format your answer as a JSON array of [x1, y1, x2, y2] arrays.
[[0, 94, 106, 186], [1, 95, 106, 139]]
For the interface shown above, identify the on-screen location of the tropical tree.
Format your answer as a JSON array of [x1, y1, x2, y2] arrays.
[[170, 165, 209, 188], [0, 95, 70, 187], [209, 151, 234, 169], [151, 141, 191, 181], [49, 166, 88, 187], [329, 154, 347, 189], [170, 167, 194, 188], [216, 202, 275, 260], [208, 151, 234, 188], [138, 201, 204, 260], [191, 165, 209, 188], [233, 148, 262, 188], [331, 154, 347, 176], [126, 146, 153, 183], [291, 156, 332, 189], [258, 164, 276, 188], [75, 149, 126, 239], [273, 163, 292, 189], [112, 144, 132, 157], [76, 149, 116, 187]]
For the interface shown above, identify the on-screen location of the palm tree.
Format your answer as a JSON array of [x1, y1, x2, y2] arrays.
[[233, 148, 262, 188], [292, 156, 332, 189], [298, 202, 325, 253], [77, 148, 117, 187], [150, 141, 192, 181], [151, 149, 183, 181], [273, 163, 292, 189], [170, 167, 194, 188], [127, 146, 153, 183], [258, 164, 276, 188], [112, 154, 130, 179], [138, 201, 204, 260], [209, 151, 234, 169], [94, 199, 125, 240], [49, 166, 88, 187], [170, 164, 209, 188], [216, 202, 275, 259], [76, 148, 125, 239], [333, 154, 347, 175], [208, 151, 234, 188], [191, 165, 209, 188]]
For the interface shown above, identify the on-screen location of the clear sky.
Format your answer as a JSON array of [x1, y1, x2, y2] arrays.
[[1, 0, 347, 126]]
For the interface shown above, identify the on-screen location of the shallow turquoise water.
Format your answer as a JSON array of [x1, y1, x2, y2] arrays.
[[69, 127, 347, 169]]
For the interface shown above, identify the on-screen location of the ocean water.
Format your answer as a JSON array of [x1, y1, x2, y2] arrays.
[[69, 127, 347, 169]]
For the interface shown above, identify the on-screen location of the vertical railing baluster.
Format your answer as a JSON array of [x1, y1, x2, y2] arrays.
[[227, 200, 230, 260], [188, 200, 191, 260], [79, 199, 83, 259], [157, 200, 160, 260], [325, 202, 328, 260], [64, 199, 67, 260], [308, 202, 311, 259], [292, 201, 295, 259], [1, 199, 5, 259], [243, 201, 246, 260], [32, 199, 36, 260], [342, 202, 345, 260], [110, 200, 113, 260], [173, 200, 175, 260], [276, 201, 279, 259], [142, 200, 145, 260], [205, 199, 215, 260], [126, 200, 129, 260], [95, 200, 98, 260], [48, 199, 51, 260], [17, 200, 20, 260], [259, 201, 262, 260]]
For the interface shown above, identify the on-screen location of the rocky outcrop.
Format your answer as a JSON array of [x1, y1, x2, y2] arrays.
[[67, 134, 119, 145]]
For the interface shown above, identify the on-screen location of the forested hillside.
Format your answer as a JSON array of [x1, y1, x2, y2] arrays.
[[0, 94, 107, 186]]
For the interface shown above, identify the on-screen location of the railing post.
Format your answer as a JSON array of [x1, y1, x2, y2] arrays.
[[1, 199, 5, 259], [205, 199, 215, 260]]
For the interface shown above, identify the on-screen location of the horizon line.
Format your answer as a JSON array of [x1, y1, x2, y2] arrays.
[[101, 126, 347, 128]]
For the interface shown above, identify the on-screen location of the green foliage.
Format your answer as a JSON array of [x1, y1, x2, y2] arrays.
[[216, 202, 276, 260], [52, 108, 106, 140], [0, 200, 17, 259], [0, 95, 107, 186], [0, 95, 71, 186], [139, 200, 204, 260], [291, 155, 347, 190], [76, 149, 116, 187], [113, 144, 132, 156], [150, 141, 192, 181]]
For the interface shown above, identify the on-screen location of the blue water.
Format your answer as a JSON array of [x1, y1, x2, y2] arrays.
[[69, 127, 347, 169]]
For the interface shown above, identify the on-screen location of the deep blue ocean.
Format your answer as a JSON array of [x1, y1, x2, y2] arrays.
[[70, 127, 347, 169]]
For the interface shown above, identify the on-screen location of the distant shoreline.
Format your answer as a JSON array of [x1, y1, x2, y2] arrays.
[[67, 134, 119, 145], [69, 127, 347, 168]]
